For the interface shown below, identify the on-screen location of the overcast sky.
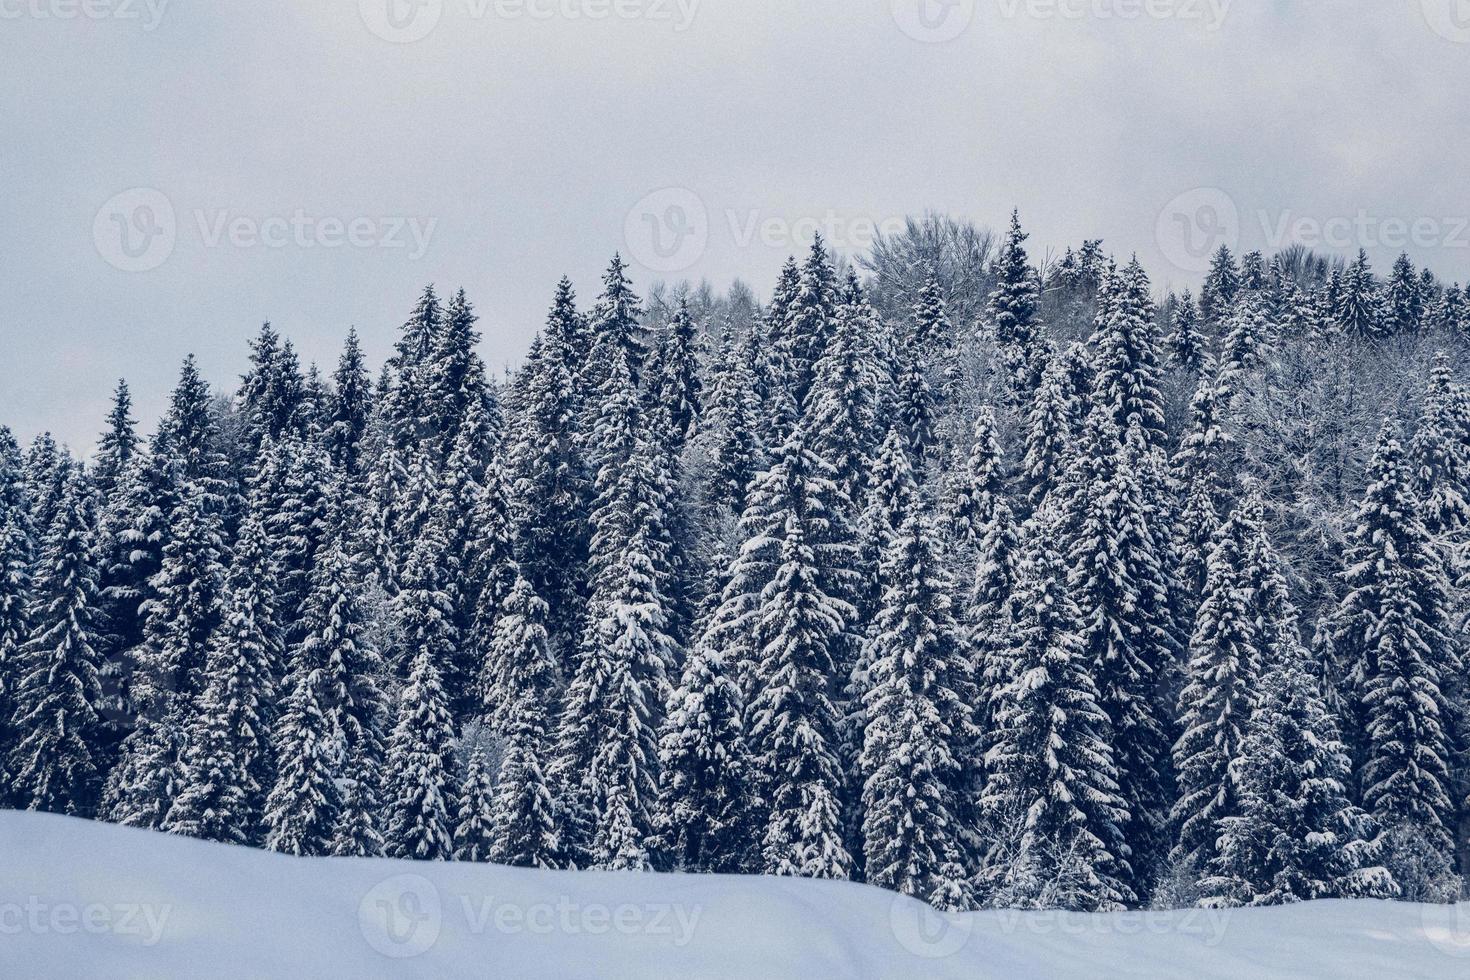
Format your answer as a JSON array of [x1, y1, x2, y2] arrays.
[[4, 0, 1469, 451]]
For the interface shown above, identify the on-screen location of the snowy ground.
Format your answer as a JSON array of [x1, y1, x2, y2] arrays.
[[4, 811, 1469, 979]]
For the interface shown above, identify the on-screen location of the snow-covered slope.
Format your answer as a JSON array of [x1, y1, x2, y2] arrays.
[[3, 811, 1469, 979]]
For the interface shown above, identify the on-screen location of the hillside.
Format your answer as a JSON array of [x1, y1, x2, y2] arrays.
[[3, 811, 1468, 978]]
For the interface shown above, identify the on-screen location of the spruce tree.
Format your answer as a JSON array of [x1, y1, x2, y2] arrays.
[[989, 210, 1042, 394], [785, 236, 839, 407], [384, 648, 458, 861], [261, 667, 343, 856], [1167, 290, 1207, 375], [325, 328, 373, 476], [805, 286, 885, 509], [453, 748, 497, 862], [1386, 252, 1424, 334], [980, 503, 1134, 911], [1199, 245, 1240, 322], [1021, 352, 1073, 511], [164, 511, 276, 843], [1171, 496, 1263, 874], [484, 575, 561, 869], [94, 380, 139, 502], [7, 472, 105, 815], [1059, 407, 1173, 894], [649, 299, 703, 455], [0, 427, 33, 782], [1331, 426, 1456, 847], [860, 495, 976, 908], [1202, 521, 1396, 906], [655, 625, 756, 873], [1335, 250, 1386, 340], [588, 253, 647, 385], [1091, 257, 1167, 449]]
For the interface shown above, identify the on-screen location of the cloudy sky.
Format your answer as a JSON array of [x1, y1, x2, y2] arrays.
[[4, 0, 1469, 450]]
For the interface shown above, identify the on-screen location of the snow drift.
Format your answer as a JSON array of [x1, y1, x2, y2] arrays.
[[3, 810, 1469, 978]]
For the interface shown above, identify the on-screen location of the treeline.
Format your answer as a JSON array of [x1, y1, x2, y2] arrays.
[[2, 214, 1469, 912]]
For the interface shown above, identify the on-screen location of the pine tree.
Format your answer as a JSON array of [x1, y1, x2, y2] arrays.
[[1331, 426, 1456, 847], [427, 287, 495, 460], [655, 629, 756, 873], [508, 320, 590, 654], [648, 299, 703, 455], [860, 495, 976, 908], [1167, 290, 1207, 375], [1091, 257, 1167, 449], [163, 511, 276, 843], [325, 328, 373, 476], [989, 210, 1042, 394], [0, 427, 34, 784], [895, 333, 937, 467], [24, 433, 72, 540], [7, 472, 105, 815], [1202, 522, 1396, 906], [331, 746, 386, 858], [105, 476, 226, 829], [942, 408, 1003, 548], [805, 287, 885, 508], [1386, 253, 1424, 335], [452, 748, 497, 862], [384, 648, 458, 861], [698, 323, 766, 517], [1335, 250, 1386, 340], [1021, 352, 1073, 510], [485, 576, 561, 869], [587, 254, 647, 385], [1171, 496, 1263, 874], [1409, 352, 1470, 545], [1060, 407, 1173, 894], [980, 503, 1134, 911], [731, 429, 860, 880], [381, 285, 444, 453], [297, 502, 388, 776], [785, 236, 839, 408], [1199, 245, 1240, 322], [261, 666, 343, 856], [94, 380, 139, 502]]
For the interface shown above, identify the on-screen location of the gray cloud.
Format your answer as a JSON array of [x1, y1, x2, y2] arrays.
[[3, 0, 1468, 450]]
